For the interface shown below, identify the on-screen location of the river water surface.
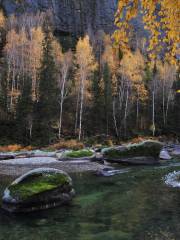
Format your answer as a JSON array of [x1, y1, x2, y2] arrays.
[[0, 162, 180, 240]]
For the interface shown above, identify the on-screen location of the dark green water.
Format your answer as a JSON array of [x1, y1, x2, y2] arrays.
[[0, 163, 180, 240]]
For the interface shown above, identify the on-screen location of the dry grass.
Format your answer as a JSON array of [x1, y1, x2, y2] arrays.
[[0, 145, 34, 152], [115, 136, 159, 146], [104, 139, 114, 147], [127, 136, 158, 144], [46, 139, 84, 151], [0, 140, 84, 152]]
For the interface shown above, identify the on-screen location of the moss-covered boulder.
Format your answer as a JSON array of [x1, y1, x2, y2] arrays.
[[103, 140, 164, 165], [2, 168, 75, 213], [58, 149, 95, 161]]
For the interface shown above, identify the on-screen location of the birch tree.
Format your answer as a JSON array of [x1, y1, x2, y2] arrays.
[[75, 35, 97, 140], [5, 29, 21, 111], [117, 49, 147, 135], [53, 40, 73, 138], [29, 27, 44, 100], [158, 62, 176, 126]]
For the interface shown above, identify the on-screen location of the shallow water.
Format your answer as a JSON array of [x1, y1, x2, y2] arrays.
[[0, 163, 180, 240]]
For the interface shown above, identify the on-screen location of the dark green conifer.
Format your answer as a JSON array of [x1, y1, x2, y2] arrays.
[[16, 77, 33, 145], [103, 63, 112, 135], [33, 25, 58, 146]]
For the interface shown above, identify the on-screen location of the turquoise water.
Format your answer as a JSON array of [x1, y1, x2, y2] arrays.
[[0, 163, 180, 240]]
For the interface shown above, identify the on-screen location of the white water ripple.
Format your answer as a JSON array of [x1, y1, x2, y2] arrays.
[[164, 171, 180, 188]]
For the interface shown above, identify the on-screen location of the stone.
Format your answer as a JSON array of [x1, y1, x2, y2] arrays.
[[56, 152, 64, 159], [28, 150, 56, 158], [159, 150, 172, 160], [0, 157, 59, 165], [107, 156, 159, 165], [59, 149, 96, 161], [95, 168, 129, 177], [2, 168, 75, 213], [93, 153, 103, 162], [0, 153, 15, 160], [103, 140, 164, 165], [171, 149, 180, 157]]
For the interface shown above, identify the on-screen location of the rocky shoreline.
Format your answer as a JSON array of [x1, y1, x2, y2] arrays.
[[0, 160, 106, 177], [0, 140, 179, 177]]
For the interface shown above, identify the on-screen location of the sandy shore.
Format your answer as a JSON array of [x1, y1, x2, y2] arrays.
[[0, 160, 105, 177]]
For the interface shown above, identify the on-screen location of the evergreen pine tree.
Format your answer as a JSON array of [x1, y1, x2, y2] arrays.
[[16, 78, 33, 145], [103, 63, 112, 135], [33, 25, 58, 146], [91, 70, 104, 134]]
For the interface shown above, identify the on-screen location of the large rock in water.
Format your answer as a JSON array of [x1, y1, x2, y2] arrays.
[[2, 168, 75, 213], [57, 149, 95, 161], [103, 140, 164, 165]]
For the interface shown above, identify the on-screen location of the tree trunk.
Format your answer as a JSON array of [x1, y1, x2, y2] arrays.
[[75, 90, 80, 135], [124, 88, 129, 137], [152, 90, 155, 136], [79, 75, 85, 140], [58, 73, 67, 139], [162, 78, 166, 126], [136, 93, 139, 130], [113, 98, 119, 137]]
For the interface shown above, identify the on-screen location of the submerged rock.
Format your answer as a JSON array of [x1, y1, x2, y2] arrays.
[[103, 140, 163, 165], [2, 168, 75, 213], [164, 171, 180, 188], [96, 168, 129, 177]]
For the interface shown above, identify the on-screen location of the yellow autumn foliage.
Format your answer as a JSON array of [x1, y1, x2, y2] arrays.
[[0, 10, 5, 28], [114, 0, 180, 65]]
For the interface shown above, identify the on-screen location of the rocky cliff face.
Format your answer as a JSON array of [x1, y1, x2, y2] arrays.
[[0, 0, 118, 34]]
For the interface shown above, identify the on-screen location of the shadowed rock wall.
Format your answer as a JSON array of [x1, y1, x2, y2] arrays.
[[0, 0, 118, 34]]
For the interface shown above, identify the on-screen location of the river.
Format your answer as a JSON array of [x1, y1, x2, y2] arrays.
[[0, 162, 180, 240]]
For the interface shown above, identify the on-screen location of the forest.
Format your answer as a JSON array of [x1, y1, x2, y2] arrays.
[[0, 1, 180, 239], [0, 0, 179, 147]]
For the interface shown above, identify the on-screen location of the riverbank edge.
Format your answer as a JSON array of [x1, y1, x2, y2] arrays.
[[0, 161, 106, 177]]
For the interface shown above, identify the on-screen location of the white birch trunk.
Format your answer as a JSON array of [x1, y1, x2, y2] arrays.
[[79, 74, 85, 141]]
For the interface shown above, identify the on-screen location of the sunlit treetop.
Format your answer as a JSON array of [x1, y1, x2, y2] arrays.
[[114, 0, 180, 65]]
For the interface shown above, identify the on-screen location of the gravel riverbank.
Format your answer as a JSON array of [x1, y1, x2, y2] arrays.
[[0, 160, 105, 177]]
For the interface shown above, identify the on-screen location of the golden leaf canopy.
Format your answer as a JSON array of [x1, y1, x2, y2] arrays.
[[114, 0, 180, 65]]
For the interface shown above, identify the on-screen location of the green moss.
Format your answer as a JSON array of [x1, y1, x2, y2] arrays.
[[104, 141, 162, 159], [9, 173, 69, 201], [65, 149, 94, 158]]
